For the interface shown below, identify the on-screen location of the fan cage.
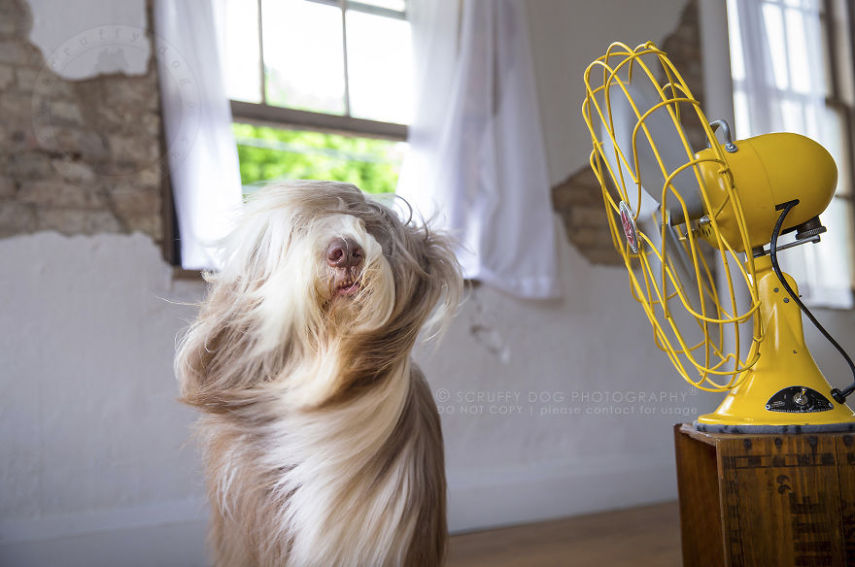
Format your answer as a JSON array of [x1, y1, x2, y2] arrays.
[[582, 42, 763, 392]]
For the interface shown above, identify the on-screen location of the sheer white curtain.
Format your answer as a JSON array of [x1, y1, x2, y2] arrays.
[[154, 0, 243, 270], [397, 0, 560, 299], [728, 0, 854, 308]]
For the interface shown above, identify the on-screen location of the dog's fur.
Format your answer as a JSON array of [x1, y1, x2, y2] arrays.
[[175, 181, 462, 567]]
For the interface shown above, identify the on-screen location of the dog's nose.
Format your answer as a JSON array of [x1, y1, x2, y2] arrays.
[[326, 237, 364, 268]]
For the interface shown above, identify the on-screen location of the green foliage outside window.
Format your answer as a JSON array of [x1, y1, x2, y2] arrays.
[[233, 123, 405, 195]]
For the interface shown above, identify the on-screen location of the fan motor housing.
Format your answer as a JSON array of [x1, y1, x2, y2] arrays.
[[695, 132, 837, 252]]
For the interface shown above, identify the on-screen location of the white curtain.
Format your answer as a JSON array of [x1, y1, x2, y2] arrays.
[[154, 0, 243, 270], [397, 0, 560, 299], [728, 0, 853, 308]]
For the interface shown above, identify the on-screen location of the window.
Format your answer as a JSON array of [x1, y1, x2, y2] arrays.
[[216, 0, 412, 194], [727, 0, 855, 307]]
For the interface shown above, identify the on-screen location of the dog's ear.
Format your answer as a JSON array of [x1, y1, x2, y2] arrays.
[[174, 206, 303, 412], [175, 189, 327, 412], [174, 282, 262, 412], [411, 227, 464, 342], [174, 291, 229, 410]]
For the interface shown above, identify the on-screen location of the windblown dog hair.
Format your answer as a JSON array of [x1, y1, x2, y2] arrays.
[[175, 181, 462, 567]]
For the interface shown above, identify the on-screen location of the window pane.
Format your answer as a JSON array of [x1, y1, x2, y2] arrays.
[[780, 98, 804, 132], [262, 0, 346, 114], [784, 7, 812, 94], [346, 11, 413, 123], [762, 3, 790, 90], [233, 123, 406, 194], [732, 88, 751, 139], [218, 0, 262, 103], [352, 0, 406, 13], [820, 108, 851, 196], [814, 197, 855, 289], [726, 0, 746, 82]]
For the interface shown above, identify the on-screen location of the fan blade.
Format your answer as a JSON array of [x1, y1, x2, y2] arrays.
[[637, 210, 716, 320], [600, 73, 706, 224]]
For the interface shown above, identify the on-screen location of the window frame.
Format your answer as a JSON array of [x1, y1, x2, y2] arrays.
[[819, 0, 855, 302], [728, 0, 855, 204], [821, 0, 855, 206], [229, 0, 410, 142], [722, 0, 855, 306]]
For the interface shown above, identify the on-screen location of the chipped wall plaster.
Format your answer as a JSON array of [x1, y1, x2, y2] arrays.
[[27, 0, 149, 80]]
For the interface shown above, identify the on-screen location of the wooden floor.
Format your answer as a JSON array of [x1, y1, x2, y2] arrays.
[[447, 501, 681, 567]]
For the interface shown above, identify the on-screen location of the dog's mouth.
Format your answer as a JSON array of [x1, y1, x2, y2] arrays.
[[331, 266, 363, 298], [335, 277, 361, 296], [326, 237, 364, 298]]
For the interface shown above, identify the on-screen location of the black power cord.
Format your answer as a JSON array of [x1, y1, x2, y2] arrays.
[[769, 200, 855, 404]]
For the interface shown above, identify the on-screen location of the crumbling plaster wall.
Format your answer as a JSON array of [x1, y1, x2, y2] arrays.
[[547, 0, 701, 265], [0, 0, 163, 240], [0, 0, 201, 556]]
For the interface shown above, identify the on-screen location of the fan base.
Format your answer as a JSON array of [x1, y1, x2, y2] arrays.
[[693, 260, 855, 434], [694, 420, 855, 434]]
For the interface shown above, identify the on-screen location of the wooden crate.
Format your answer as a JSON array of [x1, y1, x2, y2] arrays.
[[674, 423, 855, 567]]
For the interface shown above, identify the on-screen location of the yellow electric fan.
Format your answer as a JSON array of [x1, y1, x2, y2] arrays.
[[582, 41, 855, 433]]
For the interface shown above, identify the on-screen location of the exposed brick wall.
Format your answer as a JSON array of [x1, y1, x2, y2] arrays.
[[1, 0, 703, 263], [552, 0, 703, 266], [0, 0, 163, 240]]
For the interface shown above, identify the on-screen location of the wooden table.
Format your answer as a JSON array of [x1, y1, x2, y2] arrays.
[[674, 423, 855, 567]]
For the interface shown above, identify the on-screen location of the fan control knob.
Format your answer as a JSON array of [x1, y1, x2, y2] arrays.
[[795, 216, 827, 240]]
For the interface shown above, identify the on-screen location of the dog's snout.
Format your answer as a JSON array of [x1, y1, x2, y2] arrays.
[[326, 237, 364, 268]]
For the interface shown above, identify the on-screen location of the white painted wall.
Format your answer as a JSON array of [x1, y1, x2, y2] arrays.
[[425, 229, 714, 533], [526, 0, 686, 186], [0, 233, 207, 562], [28, 0, 150, 80], [3, 0, 855, 565]]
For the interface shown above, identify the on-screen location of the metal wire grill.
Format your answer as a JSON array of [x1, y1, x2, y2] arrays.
[[582, 42, 762, 391]]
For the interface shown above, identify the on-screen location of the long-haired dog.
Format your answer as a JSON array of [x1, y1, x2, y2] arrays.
[[175, 181, 462, 567]]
